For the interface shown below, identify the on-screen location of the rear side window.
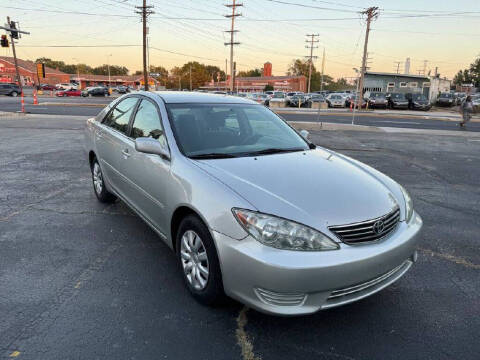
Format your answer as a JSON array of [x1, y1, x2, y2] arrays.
[[103, 97, 138, 134], [131, 99, 168, 149]]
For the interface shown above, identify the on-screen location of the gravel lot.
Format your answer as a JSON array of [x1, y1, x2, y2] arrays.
[[0, 115, 478, 360]]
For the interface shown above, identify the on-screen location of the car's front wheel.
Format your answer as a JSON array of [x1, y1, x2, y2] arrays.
[[11, 91, 18, 97], [91, 159, 117, 203], [176, 215, 224, 305]]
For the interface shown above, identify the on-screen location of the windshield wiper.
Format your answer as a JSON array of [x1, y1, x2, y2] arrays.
[[189, 153, 238, 159], [243, 147, 307, 156]]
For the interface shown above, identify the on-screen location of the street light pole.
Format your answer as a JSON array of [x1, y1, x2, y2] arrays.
[[107, 54, 112, 92]]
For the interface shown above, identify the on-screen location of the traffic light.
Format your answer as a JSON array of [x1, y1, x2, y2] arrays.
[[36, 63, 46, 79], [10, 22, 19, 39], [0, 35, 9, 48]]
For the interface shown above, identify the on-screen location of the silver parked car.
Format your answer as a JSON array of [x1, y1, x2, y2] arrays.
[[85, 92, 422, 316]]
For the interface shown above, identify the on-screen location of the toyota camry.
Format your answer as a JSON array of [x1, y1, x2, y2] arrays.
[[84, 92, 422, 316]]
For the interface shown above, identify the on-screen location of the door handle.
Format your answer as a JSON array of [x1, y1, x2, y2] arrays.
[[122, 149, 131, 158]]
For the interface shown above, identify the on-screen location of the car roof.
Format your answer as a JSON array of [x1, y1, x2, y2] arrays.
[[153, 91, 257, 104]]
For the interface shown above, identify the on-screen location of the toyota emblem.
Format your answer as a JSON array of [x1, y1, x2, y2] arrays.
[[373, 220, 385, 235]]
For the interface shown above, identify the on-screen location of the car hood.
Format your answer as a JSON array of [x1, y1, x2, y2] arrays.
[[194, 149, 400, 231]]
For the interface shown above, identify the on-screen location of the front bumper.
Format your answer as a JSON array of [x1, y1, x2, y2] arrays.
[[214, 211, 422, 316]]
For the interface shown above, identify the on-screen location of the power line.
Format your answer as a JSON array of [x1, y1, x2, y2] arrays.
[[135, 1, 154, 91]]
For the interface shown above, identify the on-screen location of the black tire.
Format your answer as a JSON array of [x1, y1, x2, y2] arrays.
[[176, 215, 225, 306], [91, 158, 117, 203]]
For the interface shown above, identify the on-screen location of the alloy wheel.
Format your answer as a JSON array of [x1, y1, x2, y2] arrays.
[[180, 230, 210, 291], [92, 162, 103, 195]]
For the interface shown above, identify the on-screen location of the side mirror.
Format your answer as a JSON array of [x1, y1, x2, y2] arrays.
[[299, 129, 310, 140], [135, 137, 170, 160]]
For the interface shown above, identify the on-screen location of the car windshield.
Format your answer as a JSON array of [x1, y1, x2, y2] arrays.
[[371, 93, 385, 99], [412, 94, 427, 101], [166, 103, 309, 158], [391, 93, 406, 100], [440, 93, 453, 98], [272, 93, 284, 98]]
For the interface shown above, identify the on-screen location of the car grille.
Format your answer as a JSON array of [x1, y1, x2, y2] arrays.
[[328, 207, 400, 244]]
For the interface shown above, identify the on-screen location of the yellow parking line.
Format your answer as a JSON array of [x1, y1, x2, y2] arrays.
[[9, 351, 21, 357], [74, 281, 82, 289]]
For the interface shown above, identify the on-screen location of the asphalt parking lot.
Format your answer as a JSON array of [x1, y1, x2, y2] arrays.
[[0, 115, 479, 360]]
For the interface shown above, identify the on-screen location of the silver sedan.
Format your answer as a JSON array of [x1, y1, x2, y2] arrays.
[[84, 92, 422, 316]]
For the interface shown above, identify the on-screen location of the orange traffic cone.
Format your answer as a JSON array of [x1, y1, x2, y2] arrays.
[[21, 91, 25, 113], [33, 89, 39, 105]]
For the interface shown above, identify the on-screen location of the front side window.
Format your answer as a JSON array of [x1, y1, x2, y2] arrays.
[[104, 97, 138, 134], [167, 104, 309, 158], [131, 99, 167, 148]]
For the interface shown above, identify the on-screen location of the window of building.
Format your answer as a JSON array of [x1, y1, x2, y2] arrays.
[[409, 82, 418, 88], [400, 82, 407, 87], [423, 82, 431, 88], [387, 82, 395, 87]]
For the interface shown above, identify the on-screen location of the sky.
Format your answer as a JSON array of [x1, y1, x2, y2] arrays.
[[2, 0, 479, 80]]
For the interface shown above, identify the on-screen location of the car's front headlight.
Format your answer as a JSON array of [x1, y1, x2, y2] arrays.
[[232, 209, 339, 251], [399, 186, 413, 222]]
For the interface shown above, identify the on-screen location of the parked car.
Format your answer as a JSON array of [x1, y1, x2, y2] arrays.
[[85, 91, 422, 315], [56, 83, 77, 91], [56, 88, 82, 97], [345, 94, 367, 109], [409, 93, 431, 111], [39, 84, 55, 91], [268, 92, 288, 107], [0, 83, 21, 96], [436, 92, 455, 107], [326, 94, 345, 108], [82, 86, 109, 97], [387, 93, 409, 109], [249, 93, 269, 106], [365, 92, 388, 109], [286, 91, 304, 105], [308, 94, 326, 107], [455, 92, 467, 105], [471, 94, 480, 111], [116, 85, 130, 94], [288, 94, 309, 107]]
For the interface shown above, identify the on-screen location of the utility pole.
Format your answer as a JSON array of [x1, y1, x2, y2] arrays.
[[189, 64, 192, 91], [320, 48, 325, 91], [2, 17, 30, 112], [305, 34, 319, 93], [394, 61, 402, 74], [357, 7, 379, 108], [136, 1, 154, 91], [224, 0, 242, 92]]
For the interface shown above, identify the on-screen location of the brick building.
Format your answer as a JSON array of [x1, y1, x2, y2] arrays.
[[0, 56, 70, 86], [201, 62, 307, 92], [71, 74, 159, 89]]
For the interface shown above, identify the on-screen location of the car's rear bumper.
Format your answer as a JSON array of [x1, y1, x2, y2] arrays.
[[214, 211, 422, 316]]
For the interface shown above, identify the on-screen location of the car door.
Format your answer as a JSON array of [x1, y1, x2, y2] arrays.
[[95, 96, 139, 196], [0, 85, 6, 95], [119, 97, 171, 235]]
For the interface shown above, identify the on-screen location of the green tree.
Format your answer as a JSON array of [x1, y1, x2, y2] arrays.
[[453, 57, 480, 87], [264, 84, 274, 91], [237, 68, 262, 77], [92, 64, 129, 76]]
